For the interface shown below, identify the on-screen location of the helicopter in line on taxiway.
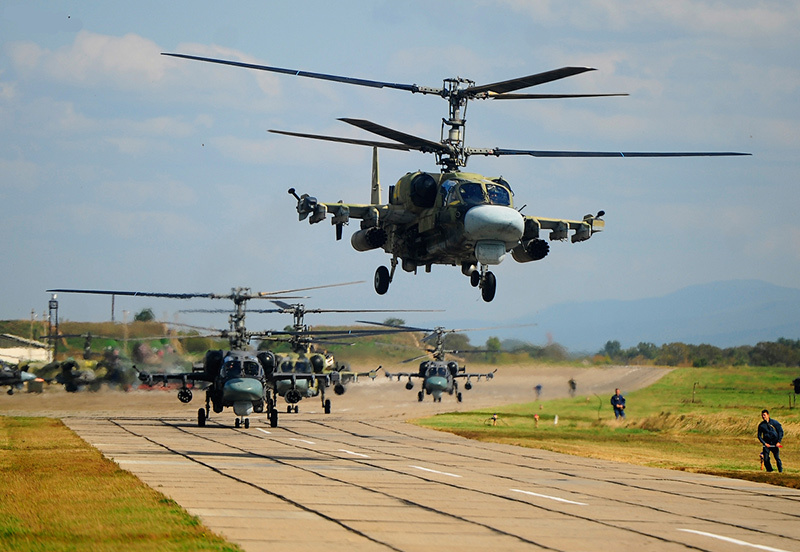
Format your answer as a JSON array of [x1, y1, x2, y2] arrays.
[[163, 52, 749, 302], [46, 283, 365, 428]]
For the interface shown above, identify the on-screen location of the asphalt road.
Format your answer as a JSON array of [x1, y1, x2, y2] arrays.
[[5, 365, 800, 551]]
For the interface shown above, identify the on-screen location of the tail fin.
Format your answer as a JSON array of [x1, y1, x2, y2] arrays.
[[370, 147, 381, 204]]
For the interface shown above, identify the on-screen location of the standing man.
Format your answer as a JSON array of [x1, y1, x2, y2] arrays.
[[611, 388, 626, 419], [757, 409, 784, 473]]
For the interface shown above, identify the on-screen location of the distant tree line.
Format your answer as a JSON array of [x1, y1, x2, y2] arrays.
[[597, 338, 800, 367]]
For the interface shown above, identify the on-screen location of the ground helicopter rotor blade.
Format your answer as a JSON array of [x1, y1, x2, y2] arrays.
[[162, 53, 441, 95]]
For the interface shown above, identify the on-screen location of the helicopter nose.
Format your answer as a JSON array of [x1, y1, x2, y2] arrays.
[[426, 376, 448, 391], [464, 205, 524, 244], [223, 378, 263, 402]]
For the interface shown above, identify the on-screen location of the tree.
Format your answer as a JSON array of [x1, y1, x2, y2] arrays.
[[601, 340, 622, 359], [134, 308, 155, 322], [485, 336, 502, 363], [382, 317, 405, 327]]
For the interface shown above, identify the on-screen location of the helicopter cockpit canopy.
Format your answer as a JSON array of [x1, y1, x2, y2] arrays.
[[426, 364, 449, 378], [221, 357, 262, 378], [442, 178, 513, 207]]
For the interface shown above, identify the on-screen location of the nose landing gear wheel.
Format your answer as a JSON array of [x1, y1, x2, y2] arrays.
[[197, 408, 206, 427], [481, 271, 496, 302], [324, 399, 331, 414], [374, 266, 390, 295], [470, 270, 480, 287]]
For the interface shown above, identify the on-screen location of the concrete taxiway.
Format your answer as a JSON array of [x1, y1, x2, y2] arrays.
[[65, 412, 800, 552], [5, 365, 799, 550]]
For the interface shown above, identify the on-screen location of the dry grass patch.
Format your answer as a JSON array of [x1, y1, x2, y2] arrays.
[[0, 416, 241, 551]]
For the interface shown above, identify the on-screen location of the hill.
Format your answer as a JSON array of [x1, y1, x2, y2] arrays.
[[494, 280, 800, 353]]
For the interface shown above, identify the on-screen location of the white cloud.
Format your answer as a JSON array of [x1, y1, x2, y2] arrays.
[[496, 0, 799, 38], [9, 31, 165, 88]]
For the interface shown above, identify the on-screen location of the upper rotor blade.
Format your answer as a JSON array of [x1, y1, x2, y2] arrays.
[[162, 53, 441, 94], [268, 129, 412, 151], [484, 149, 752, 158], [338, 118, 447, 154], [467, 67, 595, 96], [254, 281, 364, 297]]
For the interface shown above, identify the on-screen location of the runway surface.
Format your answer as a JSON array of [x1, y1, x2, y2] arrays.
[[66, 413, 800, 552], [5, 365, 800, 551]]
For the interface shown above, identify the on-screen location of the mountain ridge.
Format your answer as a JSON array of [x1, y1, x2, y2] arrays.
[[466, 280, 800, 353]]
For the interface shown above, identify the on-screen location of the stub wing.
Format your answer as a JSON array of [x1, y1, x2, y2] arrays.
[[455, 369, 497, 381], [137, 370, 211, 387], [522, 212, 605, 243], [384, 371, 422, 381], [336, 367, 382, 383], [292, 190, 416, 228]]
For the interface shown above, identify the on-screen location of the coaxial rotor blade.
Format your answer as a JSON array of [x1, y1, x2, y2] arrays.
[[482, 149, 752, 158], [466, 67, 596, 97], [491, 93, 628, 100], [46, 289, 220, 300], [269, 129, 411, 151], [338, 118, 448, 154], [254, 281, 364, 297], [162, 53, 443, 95]]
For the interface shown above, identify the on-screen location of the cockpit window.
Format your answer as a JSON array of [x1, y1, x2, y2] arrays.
[[486, 183, 511, 206], [244, 361, 260, 376], [294, 361, 311, 374], [459, 182, 485, 205], [222, 360, 242, 378]]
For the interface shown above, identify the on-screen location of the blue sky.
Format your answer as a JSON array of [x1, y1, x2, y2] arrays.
[[1, 1, 798, 344]]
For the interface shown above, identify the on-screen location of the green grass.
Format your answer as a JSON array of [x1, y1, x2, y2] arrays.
[[415, 365, 800, 488], [0, 416, 242, 552]]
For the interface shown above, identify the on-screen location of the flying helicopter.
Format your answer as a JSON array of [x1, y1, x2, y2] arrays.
[[360, 321, 498, 403], [46, 283, 359, 427], [162, 52, 750, 301]]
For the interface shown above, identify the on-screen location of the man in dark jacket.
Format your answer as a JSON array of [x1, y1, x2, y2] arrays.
[[611, 388, 626, 419], [758, 409, 784, 473]]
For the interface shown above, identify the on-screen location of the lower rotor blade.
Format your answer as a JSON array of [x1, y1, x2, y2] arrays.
[[485, 149, 751, 158], [269, 129, 411, 151], [338, 118, 447, 154]]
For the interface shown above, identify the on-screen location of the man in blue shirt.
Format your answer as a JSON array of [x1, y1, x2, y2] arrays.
[[758, 409, 784, 473], [611, 388, 626, 419]]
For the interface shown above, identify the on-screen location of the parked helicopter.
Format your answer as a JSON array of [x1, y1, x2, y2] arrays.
[[361, 321, 497, 403], [46, 283, 359, 427], [163, 52, 749, 301], [0, 361, 43, 395]]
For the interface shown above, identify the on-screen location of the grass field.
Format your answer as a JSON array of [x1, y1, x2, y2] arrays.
[[415, 365, 800, 489], [0, 416, 241, 552]]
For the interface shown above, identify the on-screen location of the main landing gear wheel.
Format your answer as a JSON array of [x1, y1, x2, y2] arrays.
[[374, 266, 390, 295], [470, 270, 480, 287], [197, 407, 206, 427], [481, 271, 496, 302]]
